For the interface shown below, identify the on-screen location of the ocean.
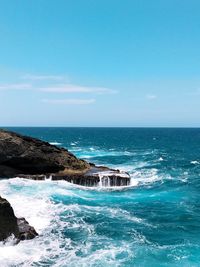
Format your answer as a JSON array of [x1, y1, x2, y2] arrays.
[[0, 127, 200, 267]]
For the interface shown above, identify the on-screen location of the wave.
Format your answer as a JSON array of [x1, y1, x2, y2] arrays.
[[69, 146, 136, 158], [49, 142, 62, 146], [0, 178, 147, 267], [70, 141, 79, 146], [191, 160, 200, 165]]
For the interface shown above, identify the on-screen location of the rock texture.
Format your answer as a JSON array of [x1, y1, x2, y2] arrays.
[[0, 129, 89, 177], [0, 196, 38, 242], [0, 129, 130, 186]]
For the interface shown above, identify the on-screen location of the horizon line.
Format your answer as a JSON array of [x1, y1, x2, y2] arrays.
[[1, 126, 200, 129]]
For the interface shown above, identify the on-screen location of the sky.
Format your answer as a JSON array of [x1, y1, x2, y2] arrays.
[[0, 0, 200, 127]]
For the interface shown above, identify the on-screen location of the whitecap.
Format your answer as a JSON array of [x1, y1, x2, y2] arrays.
[[130, 168, 172, 186], [49, 141, 62, 146], [191, 160, 200, 165], [70, 142, 76, 146]]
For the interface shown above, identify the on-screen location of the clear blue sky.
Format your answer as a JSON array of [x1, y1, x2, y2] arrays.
[[0, 0, 200, 127]]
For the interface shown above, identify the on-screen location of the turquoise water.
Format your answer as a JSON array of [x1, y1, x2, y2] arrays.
[[0, 127, 200, 267]]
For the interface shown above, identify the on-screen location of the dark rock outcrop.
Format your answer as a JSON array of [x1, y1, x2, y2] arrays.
[[0, 129, 89, 177], [0, 196, 38, 242], [0, 196, 18, 241], [0, 129, 130, 187], [17, 217, 38, 241]]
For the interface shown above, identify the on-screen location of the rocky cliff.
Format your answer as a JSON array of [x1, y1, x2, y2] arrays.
[[0, 129, 90, 177]]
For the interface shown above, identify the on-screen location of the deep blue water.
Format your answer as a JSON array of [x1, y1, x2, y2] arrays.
[[0, 127, 200, 267]]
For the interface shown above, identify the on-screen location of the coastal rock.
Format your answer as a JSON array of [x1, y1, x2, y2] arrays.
[[0, 129, 130, 187], [51, 166, 130, 187], [17, 217, 38, 241], [0, 129, 89, 177], [0, 196, 38, 242], [0, 196, 18, 241]]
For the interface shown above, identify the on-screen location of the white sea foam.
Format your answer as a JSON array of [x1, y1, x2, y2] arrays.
[[191, 160, 200, 165], [70, 141, 79, 146], [57, 180, 138, 192], [72, 148, 135, 159], [0, 180, 62, 266], [129, 168, 173, 186], [0, 178, 137, 267], [0, 179, 56, 233], [49, 141, 62, 146]]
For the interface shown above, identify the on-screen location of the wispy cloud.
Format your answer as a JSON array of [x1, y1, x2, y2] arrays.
[[0, 83, 32, 90], [0, 74, 116, 95], [40, 84, 117, 94], [42, 98, 96, 105], [146, 94, 157, 100], [22, 74, 65, 81], [0, 74, 117, 107]]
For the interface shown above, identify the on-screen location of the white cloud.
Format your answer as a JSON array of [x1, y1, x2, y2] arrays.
[[40, 84, 117, 94], [0, 74, 117, 97], [41, 98, 96, 105], [0, 78, 116, 95], [22, 74, 65, 81], [146, 94, 157, 100], [0, 83, 32, 90]]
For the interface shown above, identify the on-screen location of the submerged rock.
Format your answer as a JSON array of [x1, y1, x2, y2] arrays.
[[0, 196, 38, 242], [0, 129, 130, 187]]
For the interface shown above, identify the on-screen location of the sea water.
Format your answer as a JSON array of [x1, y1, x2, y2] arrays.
[[0, 127, 200, 267]]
